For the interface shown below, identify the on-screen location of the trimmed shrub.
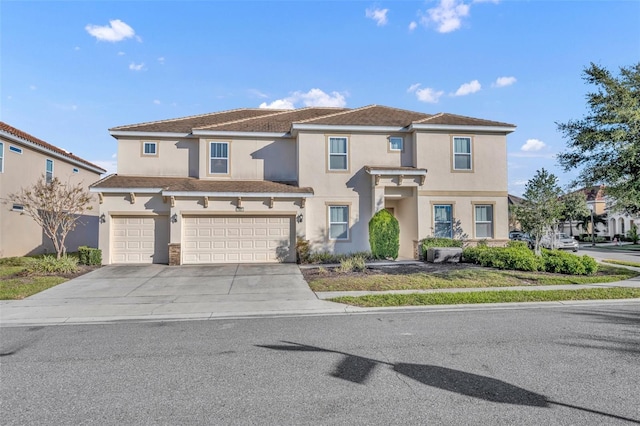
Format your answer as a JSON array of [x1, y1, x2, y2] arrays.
[[24, 255, 78, 275], [477, 245, 541, 272], [541, 250, 598, 275], [627, 224, 639, 244], [369, 209, 399, 260], [78, 246, 102, 265], [306, 251, 374, 264]]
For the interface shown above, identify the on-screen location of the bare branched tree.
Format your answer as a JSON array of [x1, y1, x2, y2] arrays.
[[6, 176, 94, 259]]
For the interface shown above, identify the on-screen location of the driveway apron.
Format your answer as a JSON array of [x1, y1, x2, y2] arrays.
[[0, 264, 346, 326]]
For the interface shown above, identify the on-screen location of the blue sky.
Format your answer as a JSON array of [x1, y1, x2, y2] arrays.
[[2, 0, 639, 195]]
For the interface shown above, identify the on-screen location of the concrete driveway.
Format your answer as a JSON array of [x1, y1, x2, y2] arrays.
[[0, 264, 347, 326]]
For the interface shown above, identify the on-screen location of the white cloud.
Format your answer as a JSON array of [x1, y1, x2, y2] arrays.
[[509, 152, 555, 159], [453, 79, 481, 96], [153, 99, 161, 105], [422, 0, 470, 33], [157, 57, 165, 64], [85, 19, 137, 42], [521, 138, 546, 152], [407, 83, 421, 93], [493, 76, 517, 87], [248, 89, 269, 99], [418, 0, 499, 33], [513, 179, 528, 186], [117, 51, 125, 56], [415, 87, 445, 103], [365, 7, 389, 26], [74, 46, 80, 51], [259, 88, 347, 109], [129, 62, 145, 71], [29, 85, 37, 90], [409, 21, 418, 31]]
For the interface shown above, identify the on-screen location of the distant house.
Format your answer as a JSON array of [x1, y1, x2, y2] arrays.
[[90, 105, 516, 265], [558, 186, 608, 237], [0, 122, 106, 258], [507, 193, 524, 232]]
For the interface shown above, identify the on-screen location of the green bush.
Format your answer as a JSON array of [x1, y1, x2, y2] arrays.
[[462, 245, 488, 264], [476, 245, 541, 272], [78, 246, 102, 265], [338, 255, 367, 273], [541, 250, 598, 275], [369, 209, 399, 260], [296, 237, 311, 264], [627, 224, 639, 244], [306, 251, 374, 264], [24, 255, 79, 275]]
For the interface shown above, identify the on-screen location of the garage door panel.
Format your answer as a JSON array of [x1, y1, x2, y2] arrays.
[[112, 216, 169, 264], [182, 215, 294, 264]]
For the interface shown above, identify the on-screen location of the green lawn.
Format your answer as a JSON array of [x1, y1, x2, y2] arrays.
[[306, 265, 638, 292], [601, 259, 640, 268], [330, 288, 640, 307], [0, 256, 80, 300], [590, 244, 640, 251]]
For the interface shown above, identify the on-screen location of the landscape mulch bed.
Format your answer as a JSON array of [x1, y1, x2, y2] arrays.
[[301, 262, 480, 281]]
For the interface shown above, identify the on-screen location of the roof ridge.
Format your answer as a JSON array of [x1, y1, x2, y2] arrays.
[[109, 107, 278, 131], [413, 112, 515, 127], [413, 112, 444, 123], [0, 121, 106, 173], [193, 106, 342, 130]]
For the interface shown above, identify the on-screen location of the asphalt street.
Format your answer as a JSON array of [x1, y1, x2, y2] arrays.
[[2, 303, 639, 425]]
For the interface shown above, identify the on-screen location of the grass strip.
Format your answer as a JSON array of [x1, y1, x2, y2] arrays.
[[330, 288, 640, 307], [601, 259, 640, 268], [308, 266, 638, 292], [0, 276, 68, 300]]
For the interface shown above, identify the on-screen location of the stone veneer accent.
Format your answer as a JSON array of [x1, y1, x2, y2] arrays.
[[168, 243, 181, 266]]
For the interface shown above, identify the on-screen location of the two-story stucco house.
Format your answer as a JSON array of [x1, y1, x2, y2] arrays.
[[0, 122, 106, 258], [90, 105, 515, 265]]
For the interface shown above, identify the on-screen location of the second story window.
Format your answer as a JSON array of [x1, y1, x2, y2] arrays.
[[389, 137, 403, 152], [210, 142, 229, 174], [9, 145, 23, 154], [328, 137, 348, 171], [143, 142, 157, 156], [453, 136, 472, 170], [46, 159, 54, 184]]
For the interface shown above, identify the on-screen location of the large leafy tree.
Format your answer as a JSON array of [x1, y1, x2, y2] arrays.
[[557, 62, 640, 214], [561, 191, 590, 236], [7, 176, 94, 259], [512, 169, 564, 254]]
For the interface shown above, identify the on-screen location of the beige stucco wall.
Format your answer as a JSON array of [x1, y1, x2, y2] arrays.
[[0, 137, 102, 258], [117, 137, 196, 177], [197, 137, 297, 181]]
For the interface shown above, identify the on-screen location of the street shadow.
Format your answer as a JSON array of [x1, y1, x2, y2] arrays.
[[257, 340, 640, 423]]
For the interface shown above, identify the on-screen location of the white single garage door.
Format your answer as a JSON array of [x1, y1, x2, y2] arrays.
[[111, 216, 169, 264], [182, 216, 295, 264]]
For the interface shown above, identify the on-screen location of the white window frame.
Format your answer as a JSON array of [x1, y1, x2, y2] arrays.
[[328, 136, 348, 171], [12, 204, 24, 212], [434, 204, 453, 238], [389, 136, 403, 152], [453, 136, 472, 171], [209, 142, 229, 175], [328, 205, 349, 241], [9, 145, 23, 154], [474, 204, 494, 239], [45, 159, 54, 184], [73, 168, 79, 173], [0, 142, 4, 173], [142, 141, 157, 156]]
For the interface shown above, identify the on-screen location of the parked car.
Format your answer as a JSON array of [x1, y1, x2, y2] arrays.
[[509, 231, 534, 249], [540, 233, 579, 252]]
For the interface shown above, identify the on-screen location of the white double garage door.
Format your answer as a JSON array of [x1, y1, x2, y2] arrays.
[[111, 215, 295, 264]]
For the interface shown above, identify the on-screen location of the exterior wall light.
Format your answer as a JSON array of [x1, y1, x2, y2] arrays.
[[171, 213, 178, 223]]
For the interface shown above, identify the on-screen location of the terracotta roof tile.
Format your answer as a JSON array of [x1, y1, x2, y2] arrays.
[[415, 113, 515, 128], [195, 107, 349, 133], [297, 105, 432, 127], [0, 121, 106, 173], [110, 108, 283, 133], [91, 175, 313, 194]]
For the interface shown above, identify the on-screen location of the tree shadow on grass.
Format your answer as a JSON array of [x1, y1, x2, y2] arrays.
[[257, 341, 640, 424]]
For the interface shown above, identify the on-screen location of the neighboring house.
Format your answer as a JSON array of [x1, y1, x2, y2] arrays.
[[0, 122, 106, 258], [90, 105, 515, 265], [558, 186, 608, 237], [606, 200, 639, 239], [507, 193, 524, 232]]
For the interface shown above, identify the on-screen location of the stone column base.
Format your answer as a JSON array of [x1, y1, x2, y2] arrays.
[[168, 243, 181, 266]]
